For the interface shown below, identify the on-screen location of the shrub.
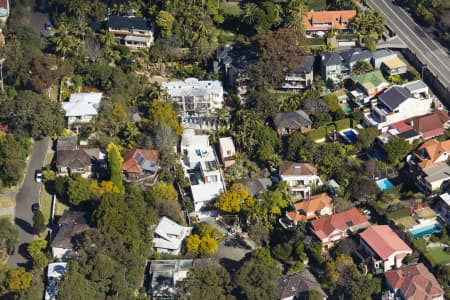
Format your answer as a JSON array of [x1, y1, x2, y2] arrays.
[[272, 243, 293, 261]]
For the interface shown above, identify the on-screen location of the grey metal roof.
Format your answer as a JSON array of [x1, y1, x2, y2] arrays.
[[340, 48, 372, 65], [321, 52, 342, 66], [378, 86, 412, 111], [291, 56, 315, 74], [235, 178, 272, 197], [107, 15, 152, 31], [372, 49, 395, 60], [398, 129, 420, 139], [273, 110, 312, 130], [403, 80, 428, 93]]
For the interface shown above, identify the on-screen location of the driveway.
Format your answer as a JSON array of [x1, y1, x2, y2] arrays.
[[29, 10, 53, 37], [8, 137, 49, 268], [369, 0, 450, 88]]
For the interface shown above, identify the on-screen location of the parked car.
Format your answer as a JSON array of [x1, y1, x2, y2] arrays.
[[44, 22, 52, 31], [35, 170, 43, 183], [31, 203, 40, 213]]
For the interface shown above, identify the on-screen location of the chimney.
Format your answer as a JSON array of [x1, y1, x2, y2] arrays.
[[294, 165, 301, 174]]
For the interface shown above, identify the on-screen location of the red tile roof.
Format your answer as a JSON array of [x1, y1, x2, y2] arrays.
[[411, 110, 449, 139], [279, 162, 317, 176], [122, 149, 159, 174], [287, 193, 332, 224], [310, 208, 368, 240], [415, 139, 450, 169], [304, 10, 357, 31], [0, 0, 8, 9], [390, 121, 413, 134], [359, 225, 411, 260], [385, 263, 444, 300]]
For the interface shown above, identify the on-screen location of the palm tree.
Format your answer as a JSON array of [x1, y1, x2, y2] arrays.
[[286, 1, 308, 33], [242, 3, 258, 25]]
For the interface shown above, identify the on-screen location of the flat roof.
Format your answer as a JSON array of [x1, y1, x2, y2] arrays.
[[383, 57, 407, 69], [423, 163, 450, 183]]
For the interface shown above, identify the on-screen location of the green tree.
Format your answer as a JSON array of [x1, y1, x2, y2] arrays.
[[351, 61, 374, 75], [27, 239, 48, 269], [306, 289, 325, 300], [156, 10, 175, 37], [356, 127, 379, 150], [32, 210, 46, 234], [6, 267, 32, 292], [272, 243, 293, 261], [384, 137, 410, 165], [67, 174, 91, 206], [146, 100, 183, 136], [186, 223, 224, 256], [106, 143, 124, 192], [0, 135, 31, 187], [181, 263, 235, 300], [235, 259, 279, 300], [0, 219, 18, 260], [147, 182, 178, 202], [58, 270, 95, 300], [215, 183, 256, 214]]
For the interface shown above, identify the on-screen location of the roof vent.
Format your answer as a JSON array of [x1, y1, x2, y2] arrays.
[[294, 166, 301, 174]]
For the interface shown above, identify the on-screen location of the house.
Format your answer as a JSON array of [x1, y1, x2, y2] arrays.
[[351, 70, 389, 102], [56, 148, 106, 178], [62, 92, 102, 128], [153, 217, 192, 255], [51, 211, 90, 260], [45, 262, 68, 300], [107, 15, 154, 48], [163, 78, 224, 130], [321, 52, 343, 83], [357, 225, 412, 272], [410, 110, 450, 140], [310, 209, 369, 245], [282, 56, 315, 91], [437, 192, 450, 224], [0, 0, 9, 23], [149, 259, 203, 298], [56, 136, 78, 151], [310, 208, 370, 250], [340, 48, 373, 72], [384, 263, 444, 300], [303, 10, 357, 34], [273, 110, 313, 136], [234, 178, 272, 198], [381, 57, 408, 75], [364, 81, 433, 129], [279, 162, 323, 200], [371, 49, 398, 69], [276, 269, 328, 300], [377, 121, 421, 145], [219, 137, 236, 168], [180, 129, 225, 213], [122, 149, 160, 186], [407, 139, 450, 193], [286, 193, 333, 225]]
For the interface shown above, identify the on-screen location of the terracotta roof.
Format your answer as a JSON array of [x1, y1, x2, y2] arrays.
[[122, 149, 160, 174], [276, 269, 327, 299], [310, 208, 368, 240], [359, 225, 411, 260], [385, 263, 444, 300], [287, 193, 332, 224], [0, 0, 7, 10], [279, 162, 317, 176], [415, 139, 450, 169], [411, 110, 449, 138], [304, 10, 357, 31], [390, 121, 413, 134]]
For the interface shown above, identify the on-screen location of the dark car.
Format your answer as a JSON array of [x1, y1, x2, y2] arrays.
[[44, 22, 52, 31], [31, 203, 40, 213]]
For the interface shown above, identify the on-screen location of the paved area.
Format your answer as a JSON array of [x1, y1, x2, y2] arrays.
[[369, 0, 450, 88], [29, 10, 53, 37], [8, 137, 49, 268]]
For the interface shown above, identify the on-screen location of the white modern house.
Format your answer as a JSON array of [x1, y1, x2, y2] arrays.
[[45, 262, 68, 300], [162, 78, 224, 130], [62, 92, 102, 128], [181, 129, 225, 213], [364, 81, 433, 129], [279, 162, 322, 200], [153, 217, 192, 255]]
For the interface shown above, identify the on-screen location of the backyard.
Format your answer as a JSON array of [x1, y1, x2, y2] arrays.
[[424, 246, 450, 266]]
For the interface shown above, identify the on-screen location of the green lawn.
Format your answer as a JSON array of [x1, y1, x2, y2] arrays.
[[425, 247, 450, 266], [40, 189, 69, 225], [44, 151, 54, 167], [395, 216, 417, 229]]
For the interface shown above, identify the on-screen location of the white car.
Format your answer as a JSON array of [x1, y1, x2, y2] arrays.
[[35, 170, 43, 183]]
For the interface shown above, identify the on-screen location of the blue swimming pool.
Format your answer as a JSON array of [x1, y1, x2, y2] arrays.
[[376, 178, 394, 191], [341, 129, 358, 143], [410, 223, 442, 238]]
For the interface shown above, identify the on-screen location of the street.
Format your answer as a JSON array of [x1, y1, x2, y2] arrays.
[[369, 0, 450, 88], [7, 137, 49, 268]]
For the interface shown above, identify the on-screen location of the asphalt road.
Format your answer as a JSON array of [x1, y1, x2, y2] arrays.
[[7, 137, 49, 268], [369, 0, 450, 87]]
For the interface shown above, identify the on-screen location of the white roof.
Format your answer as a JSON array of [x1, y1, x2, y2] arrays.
[[440, 192, 450, 206], [219, 137, 235, 151], [47, 262, 68, 279], [153, 217, 192, 251], [62, 93, 102, 117], [191, 181, 224, 204], [181, 129, 209, 150], [162, 78, 223, 98]]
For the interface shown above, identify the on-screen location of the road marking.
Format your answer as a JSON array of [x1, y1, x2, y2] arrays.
[[371, 0, 450, 85]]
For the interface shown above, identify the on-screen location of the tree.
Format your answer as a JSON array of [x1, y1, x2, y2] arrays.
[[186, 223, 224, 256], [286, 0, 308, 33], [6, 267, 32, 291], [32, 210, 46, 234], [181, 263, 235, 300], [306, 289, 325, 300], [0, 135, 31, 187], [251, 28, 306, 88], [272, 242, 293, 261], [384, 137, 410, 165], [154, 124, 177, 152], [147, 182, 178, 202], [356, 127, 379, 150], [351, 61, 374, 75], [351, 9, 384, 38], [156, 10, 175, 38], [235, 259, 279, 300], [215, 183, 256, 214], [146, 100, 183, 136], [27, 239, 48, 269], [0, 219, 18, 260], [58, 270, 95, 300], [350, 176, 378, 202], [67, 174, 91, 206], [106, 143, 124, 192]]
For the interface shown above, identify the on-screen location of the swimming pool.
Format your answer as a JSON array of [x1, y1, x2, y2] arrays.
[[376, 178, 394, 191], [410, 223, 442, 238], [340, 129, 358, 144]]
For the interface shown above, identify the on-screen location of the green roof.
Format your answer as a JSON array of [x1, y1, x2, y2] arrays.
[[351, 70, 388, 90]]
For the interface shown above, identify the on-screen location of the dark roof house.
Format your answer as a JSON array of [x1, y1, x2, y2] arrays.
[[107, 15, 152, 31], [235, 178, 272, 197], [340, 48, 372, 68], [378, 86, 412, 111], [321, 52, 343, 67], [273, 110, 313, 135], [56, 136, 78, 151], [56, 148, 104, 177], [291, 56, 315, 74], [276, 269, 327, 300]]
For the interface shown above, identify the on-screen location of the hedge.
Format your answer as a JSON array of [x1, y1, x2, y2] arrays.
[[307, 118, 353, 141]]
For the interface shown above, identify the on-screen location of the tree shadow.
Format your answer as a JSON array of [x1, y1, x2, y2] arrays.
[[14, 218, 34, 234]]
